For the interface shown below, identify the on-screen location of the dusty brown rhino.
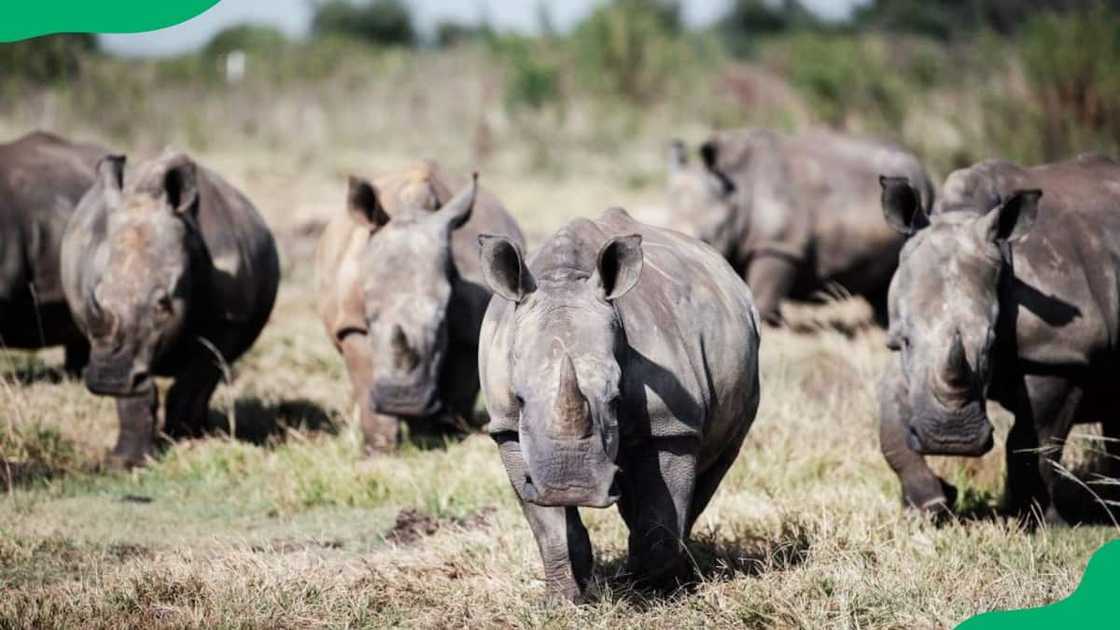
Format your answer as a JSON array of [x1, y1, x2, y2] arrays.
[[61, 152, 280, 467], [0, 131, 110, 373], [316, 162, 524, 452], [669, 129, 934, 325], [878, 154, 1120, 523], [478, 207, 761, 601]]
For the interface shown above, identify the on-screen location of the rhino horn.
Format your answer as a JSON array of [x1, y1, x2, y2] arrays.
[[553, 354, 591, 439], [942, 331, 971, 389], [391, 324, 420, 372]]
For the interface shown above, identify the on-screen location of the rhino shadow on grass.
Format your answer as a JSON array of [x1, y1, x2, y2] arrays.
[[590, 520, 812, 606], [203, 398, 338, 445]]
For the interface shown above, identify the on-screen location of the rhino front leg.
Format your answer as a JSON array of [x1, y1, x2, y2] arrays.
[[339, 333, 399, 453], [744, 253, 798, 325], [520, 502, 593, 602], [495, 437, 592, 601], [878, 367, 955, 513], [619, 439, 695, 587], [1005, 375, 1077, 524], [63, 338, 89, 379], [164, 357, 223, 440], [109, 388, 159, 468]]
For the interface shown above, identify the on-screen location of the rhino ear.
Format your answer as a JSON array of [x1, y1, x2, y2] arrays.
[[984, 189, 1041, 244], [593, 232, 643, 301], [699, 140, 718, 173], [669, 139, 688, 173], [479, 235, 533, 303], [164, 160, 199, 216], [347, 176, 389, 229], [881, 176, 928, 235], [97, 155, 126, 206], [436, 173, 477, 232]]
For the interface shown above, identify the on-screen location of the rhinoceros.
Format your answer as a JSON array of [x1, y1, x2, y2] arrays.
[[878, 154, 1120, 522], [478, 207, 761, 601], [61, 152, 280, 467], [316, 162, 524, 452], [669, 129, 934, 326], [0, 131, 110, 374]]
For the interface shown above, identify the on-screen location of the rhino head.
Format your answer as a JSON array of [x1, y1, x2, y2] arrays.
[[881, 176, 1041, 456], [479, 229, 644, 508], [82, 155, 201, 397], [666, 139, 737, 257], [348, 174, 477, 418]]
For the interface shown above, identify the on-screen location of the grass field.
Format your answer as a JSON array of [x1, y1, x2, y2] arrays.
[[1, 45, 1118, 628]]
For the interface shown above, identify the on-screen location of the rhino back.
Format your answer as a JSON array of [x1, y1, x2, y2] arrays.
[[0, 132, 106, 304], [1005, 163, 1120, 368]]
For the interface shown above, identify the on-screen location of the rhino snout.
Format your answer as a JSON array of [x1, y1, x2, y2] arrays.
[[906, 408, 994, 457], [85, 354, 151, 397], [370, 381, 441, 418]]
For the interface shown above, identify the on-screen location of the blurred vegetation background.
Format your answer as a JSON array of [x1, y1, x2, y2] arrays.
[[1, 0, 1119, 181]]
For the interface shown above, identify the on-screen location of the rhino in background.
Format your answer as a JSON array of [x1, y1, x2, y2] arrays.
[[478, 207, 761, 602], [0, 131, 110, 374], [316, 162, 524, 452], [61, 152, 280, 467], [668, 129, 934, 326], [878, 154, 1120, 523]]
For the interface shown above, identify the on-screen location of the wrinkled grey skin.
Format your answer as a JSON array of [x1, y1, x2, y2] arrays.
[[668, 129, 934, 326], [0, 131, 110, 374], [478, 207, 761, 602], [61, 152, 279, 467], [878, 154, 1120, 523]]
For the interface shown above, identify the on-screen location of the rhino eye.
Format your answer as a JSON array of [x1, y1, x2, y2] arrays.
[[155, 294, 173, 317]]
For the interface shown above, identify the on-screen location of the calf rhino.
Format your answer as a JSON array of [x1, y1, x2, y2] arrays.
[[316, 162, 524, 452], [61, 152, 280, 467], [669, 129, 934, 325], [0, 131, 110, 373], [878, 154, 1120, 522], [478, 207, 761, 601]]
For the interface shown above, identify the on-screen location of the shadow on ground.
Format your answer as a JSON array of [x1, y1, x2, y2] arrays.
[[592, 519, 812, 607], [206, 398, 338, 445]]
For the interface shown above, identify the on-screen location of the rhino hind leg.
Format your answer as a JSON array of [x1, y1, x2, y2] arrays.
[[63, 339, 89, 379], [108, 388, 159, 469], [687, 429, 748, 535]]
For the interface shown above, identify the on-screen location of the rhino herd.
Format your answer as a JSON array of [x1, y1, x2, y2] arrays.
[[3, 128, 1120, 602]]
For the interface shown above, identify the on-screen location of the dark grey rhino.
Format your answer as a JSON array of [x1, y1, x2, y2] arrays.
[[316, 162, 524, 452], [0, 131, 110, 373], [669, 129, 934, 326], [61, 152, 280, 467], [478, 207, 761, 601], [878, 154, 1120, 522]]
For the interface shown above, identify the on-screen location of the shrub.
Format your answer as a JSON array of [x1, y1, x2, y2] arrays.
[[0, 34, 97, 84], [204, 24, 288, 58], [1019, 5, 1120, 159], [570, 0, 688, 103], [311, 0, 415, 47], [490, 35, 561, 112], [718, 0, 821, 57]]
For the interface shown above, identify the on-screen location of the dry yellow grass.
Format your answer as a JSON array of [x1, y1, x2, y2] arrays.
[[1, 47, 1116, 629]]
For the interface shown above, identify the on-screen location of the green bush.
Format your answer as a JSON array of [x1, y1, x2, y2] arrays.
[[0, 34, 97, 84], [204, 24, 288, 58], [490, 35, 561, 112], [570, 0, 688, 103], [718, 0, 820, 57], [311, 0, 415, 47], [1019, 6, 1120, 159]]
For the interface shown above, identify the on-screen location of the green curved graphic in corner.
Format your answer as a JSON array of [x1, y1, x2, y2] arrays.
[[0, 1, 221, 42], [958, 539, 1120, 629]]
